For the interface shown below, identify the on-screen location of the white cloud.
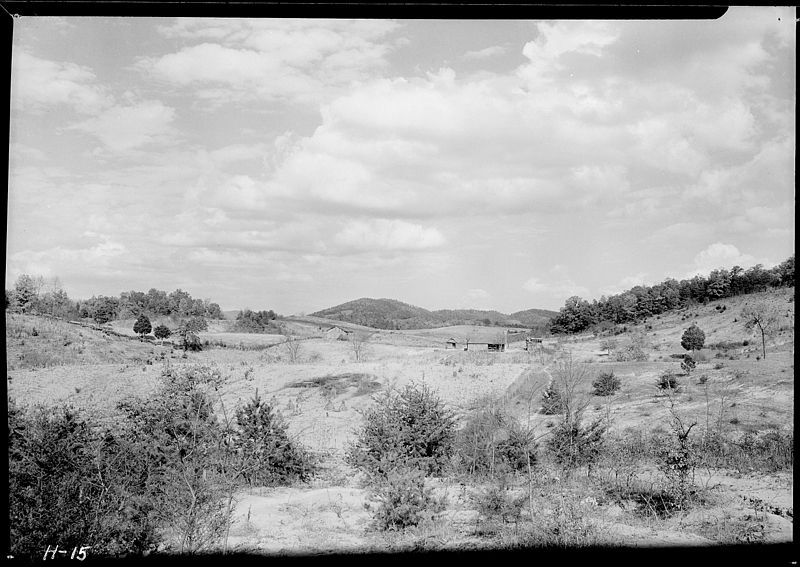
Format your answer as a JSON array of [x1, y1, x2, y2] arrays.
[[523, 277, 547, 294], [140, 19, 400, 105], [523, 268, 590, 300], [335, 219, 445, 251], [70, 100, 177, 151], [466, 288, 490, 300], [208, 143, 268, 166], [464, 45, 507, 60], [688, 243, 761, 277], [11, 51, 113, 114], [7, 236, 127, 284], [599, 273, 649, 296]]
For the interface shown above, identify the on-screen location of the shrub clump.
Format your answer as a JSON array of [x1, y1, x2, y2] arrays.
[[364, 466, 443, 531], [233, 390, 317, 486], [454, 402, 537, 477], [346, 382, 456, 479], [8, 398, 160, 559], [473, 475, 526, 533], [680, 355, 697, 375], [681, 324, 705, 352], [540, 381, 565, 415], [592, 371, 621, 396], [657, 371, 679, 390], [547, 417, 607, 472]]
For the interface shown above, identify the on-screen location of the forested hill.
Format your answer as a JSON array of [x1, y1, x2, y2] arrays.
[[550, 254, 795, 334], [310, 298, 557, 330]]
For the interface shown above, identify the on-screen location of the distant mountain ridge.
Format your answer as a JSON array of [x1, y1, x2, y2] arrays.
[[310, 298, 557, 331]]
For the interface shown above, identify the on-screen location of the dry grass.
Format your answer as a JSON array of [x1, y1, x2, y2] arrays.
[[6, 289, 794, 552]]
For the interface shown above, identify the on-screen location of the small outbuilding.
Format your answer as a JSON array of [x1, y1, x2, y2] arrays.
[[324, 326, 352, 341], [525, 337, 544, 350], [445, 338, 458, 349]]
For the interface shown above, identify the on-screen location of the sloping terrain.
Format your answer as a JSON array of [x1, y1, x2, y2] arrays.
[[310, 297, 557, 330], [6, 287, 793, 553], [6, 314, 165, 371]]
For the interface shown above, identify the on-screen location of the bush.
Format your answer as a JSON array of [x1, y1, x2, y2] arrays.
[[473, 475, 526, 530], [347, 382, 456, 478], [133, 314, 152, 338], [680, 355, 696, 375], [613, 342, 647, 362], [540, 381, 565, 414], [455, 402, 537, 477], [153, 324, 171, 340], [546, 417, 606, 472], [365, 466, 441, 531], [232, 390, 316, 486], [8, 399, 160, 559], [681, 324, 705, 352], [657, 372, 679, 390], [115, 366, 230, 553], [592, 371, 621, 396]]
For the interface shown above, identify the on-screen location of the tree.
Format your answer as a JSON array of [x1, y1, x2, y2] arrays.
[[346, 382, 456, 478], [545, 352, 606, 474], [176, 322, 202, 352], [12, 274, 43, 313], [232, 390, 315, 486], [599, 338, 617, 356], [92, 299, 116, 325], [283, 334, 301, 363], [350, 332, 368, 362], [133, 314, 152, 339], [680, 355, 696, 375], [777, 254, 795, 287], [681, 324, 705, 353], [154, 325, 172, 344], [742, 302, 780, 359]]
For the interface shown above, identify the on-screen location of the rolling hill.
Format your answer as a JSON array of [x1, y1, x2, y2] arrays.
[[310, 298, 557, 330]]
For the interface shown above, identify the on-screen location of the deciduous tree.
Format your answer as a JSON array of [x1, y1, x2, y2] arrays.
[[681, 324, 705, 352], [133, 314, 152, 339], [742, 302, 780, 359]]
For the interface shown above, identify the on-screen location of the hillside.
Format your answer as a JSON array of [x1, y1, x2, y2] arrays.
[[310, 298, 557, 330], [7, 286, 794, 553]]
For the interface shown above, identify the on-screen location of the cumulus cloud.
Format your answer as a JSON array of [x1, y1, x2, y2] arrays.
[[256, 13, 793, 227], [523, 267, 590, 300], [464, 45, 507, 59], [12, 51, 113, 114], [7, 14, 794, 311], [70, 100, 177, 151], [522, 277, 547, 294], [467, 288, 490, 299], [140, 19, 401, 105], [688, 243, 762, 277], [599, 273, 649, 296], [7, 236, 127, 283], [335, 219, 445, 251]]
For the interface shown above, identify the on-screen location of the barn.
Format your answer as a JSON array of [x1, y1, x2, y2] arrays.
[[324, 326, 352, 340], [455, 328, 528, 351]]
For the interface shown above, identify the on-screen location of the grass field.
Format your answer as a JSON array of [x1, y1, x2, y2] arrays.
[[6, 287, 794, 553]]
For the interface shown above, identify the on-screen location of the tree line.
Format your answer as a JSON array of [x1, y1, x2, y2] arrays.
[[5, 275, 223, 324], [550, 254, 794, 334]]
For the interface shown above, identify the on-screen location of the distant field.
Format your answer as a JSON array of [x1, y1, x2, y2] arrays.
[[198, 331, 286, 347]]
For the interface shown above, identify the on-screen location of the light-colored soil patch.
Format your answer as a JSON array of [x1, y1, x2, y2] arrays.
[[226, 486, 372, 554]]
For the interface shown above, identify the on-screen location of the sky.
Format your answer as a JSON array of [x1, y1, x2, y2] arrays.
[[6, 10, 796, 314]]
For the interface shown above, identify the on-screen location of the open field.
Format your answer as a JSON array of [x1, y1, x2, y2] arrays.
[[6, 288, 794, 554]]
